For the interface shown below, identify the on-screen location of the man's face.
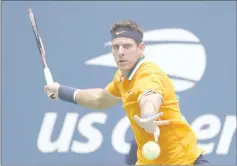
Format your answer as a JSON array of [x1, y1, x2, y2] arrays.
[[111, 37, 145, 72]]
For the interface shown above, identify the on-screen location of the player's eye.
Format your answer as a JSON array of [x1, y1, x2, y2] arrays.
[[112, 45, 119, 50], [123, 44, 132, 49]]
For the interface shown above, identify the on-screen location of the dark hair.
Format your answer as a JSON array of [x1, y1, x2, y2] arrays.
[[110, 20, 143, 38]]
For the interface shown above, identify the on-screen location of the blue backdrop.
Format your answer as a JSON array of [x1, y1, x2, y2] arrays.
[[2, 1, 236, 165]]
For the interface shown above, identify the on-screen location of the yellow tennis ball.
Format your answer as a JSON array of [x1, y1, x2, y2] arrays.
[[142, 141, 160, 160]]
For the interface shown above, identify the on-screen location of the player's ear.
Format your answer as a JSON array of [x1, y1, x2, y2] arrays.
[[138, 42, 145, 52]]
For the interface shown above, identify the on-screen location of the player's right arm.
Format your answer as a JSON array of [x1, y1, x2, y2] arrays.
[[74, 88, 120, 109], [44, 80, 121, 110]]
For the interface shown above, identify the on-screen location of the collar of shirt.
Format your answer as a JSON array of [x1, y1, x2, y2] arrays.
[[120, 56, 146, 81]]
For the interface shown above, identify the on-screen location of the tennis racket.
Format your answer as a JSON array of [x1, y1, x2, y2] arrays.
[[28, 8, 55, 99]]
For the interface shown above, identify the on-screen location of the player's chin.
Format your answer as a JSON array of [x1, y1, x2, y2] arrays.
[[119, 63, 132, 71]]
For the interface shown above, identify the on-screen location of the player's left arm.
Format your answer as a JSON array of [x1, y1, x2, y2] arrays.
[[139, 92, 163, 118], [133, 69, 169, 134]]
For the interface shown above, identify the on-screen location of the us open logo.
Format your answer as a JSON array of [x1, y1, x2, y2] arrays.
[[85, 28, 207, 92]]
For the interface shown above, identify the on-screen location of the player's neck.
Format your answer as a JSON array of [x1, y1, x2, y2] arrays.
[[120, 56, 145, 79], [121, 70, 129, 78]]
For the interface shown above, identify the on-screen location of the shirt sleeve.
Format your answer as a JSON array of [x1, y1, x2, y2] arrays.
[[105, 71, 121, 98], [106, 81, 121, 98], [133, 69, 165, 102]]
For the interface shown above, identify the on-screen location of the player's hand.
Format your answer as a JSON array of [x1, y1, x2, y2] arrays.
[[134, 112, 169, 134], [44, 82, 60, 99]]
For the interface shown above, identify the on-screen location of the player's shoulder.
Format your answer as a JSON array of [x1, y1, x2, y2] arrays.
[[115, 69, 122, 77], [112, 69, 122, 82], [138, 60, 165, 75]]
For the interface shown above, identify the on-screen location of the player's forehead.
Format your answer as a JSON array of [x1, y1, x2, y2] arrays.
[[111, 37, 136, 46]]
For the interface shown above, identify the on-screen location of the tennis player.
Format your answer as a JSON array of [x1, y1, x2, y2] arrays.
[[44, 20, 209, 165]]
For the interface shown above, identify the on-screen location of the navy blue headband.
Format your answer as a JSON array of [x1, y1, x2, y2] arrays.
[[111, 27, 143, 44]]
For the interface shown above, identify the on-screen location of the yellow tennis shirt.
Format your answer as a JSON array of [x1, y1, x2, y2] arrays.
[[106, 57, 204, 165]]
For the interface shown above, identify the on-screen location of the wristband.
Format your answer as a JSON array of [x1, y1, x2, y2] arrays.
[[58, 85, 77, 104]]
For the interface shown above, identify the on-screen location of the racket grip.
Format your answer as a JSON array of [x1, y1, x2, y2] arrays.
[[44, 67, 56, 99]]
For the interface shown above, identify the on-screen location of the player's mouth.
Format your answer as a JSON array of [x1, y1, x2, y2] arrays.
[[119, 60, 127, 63]]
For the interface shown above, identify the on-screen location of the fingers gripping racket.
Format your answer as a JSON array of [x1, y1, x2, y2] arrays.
[[28, 8, 55, 99]]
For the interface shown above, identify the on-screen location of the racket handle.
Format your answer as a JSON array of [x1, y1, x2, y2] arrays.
[[44, 67, 56, 99]]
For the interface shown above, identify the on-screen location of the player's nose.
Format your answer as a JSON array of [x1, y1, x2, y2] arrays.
[[118, 52, 125, 58], [118, 46, 125, 55]]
